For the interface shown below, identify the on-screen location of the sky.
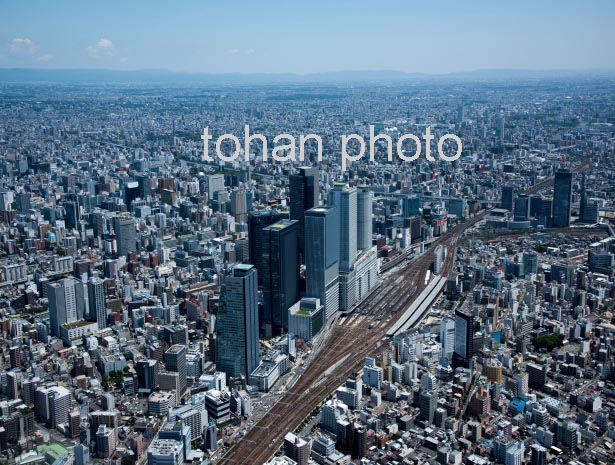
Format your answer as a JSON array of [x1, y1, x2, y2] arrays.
[[1, 0, 614, 74]]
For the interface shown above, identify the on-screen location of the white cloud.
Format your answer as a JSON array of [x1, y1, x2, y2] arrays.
[[224, 48, 256, 56], [8, 38, 38, 55], [88, 38, 114, 57], [37, 54, 53, 62]]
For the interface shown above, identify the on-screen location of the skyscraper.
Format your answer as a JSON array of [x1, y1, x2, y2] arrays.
[[501, 185, 514, 212], [497, 115, 505, 148], [579, 173, 587, 222], [46, 278, 78, 338], [579, 173, 599, 224], [88, 277, 106, 329], [439, 318, 455, 359], [305, 206, 340, 322], [65, 201, 79, 229], [513, 195, 530, 221], [216, 264, 260, 380], [328, 183, 357, 271], [453, 309, 474, 369], [230, 189, 248, 223], [165, 345, 187, 396], [401, 195, 420, 218], [248, 209, 283, 286], [357, 186, 373, 251], [207, 173, 225, 196], [113, 216, 136, 257], [262, 220, 300, 335], [552, 168, 572, 227], [290, 167, 319, 260], [124, 181, 140, 211]]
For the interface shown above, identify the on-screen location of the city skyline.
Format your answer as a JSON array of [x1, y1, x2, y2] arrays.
[[1, 2, 615, 463]]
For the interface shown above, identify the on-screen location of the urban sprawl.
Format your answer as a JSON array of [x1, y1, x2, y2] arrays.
[[0, 77, 614, 465]]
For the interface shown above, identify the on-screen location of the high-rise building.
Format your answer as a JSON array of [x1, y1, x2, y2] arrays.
[[419, 373, 438, 423], [469, 385, 491, 417], [522, 252, 538, 276], [9, 346, 21, 369], [165, 345, 187, 396], [419, 391, 437, 424], [305, 206, 340, 322], [15, 192, 31, 214], [579, 173, 587, 222], [88, 277, 106, 329], [579, 173, 599, 223], [284, 432, 310, 465], [552, 168, 572, 227], [328, 183, 357, 270], [230, 189, 248, 223], [46, 278, 78, 338], [357, 186, 373, 251], [36, 385, 71, 428], [530, 444, 548, 465], [514, 195, 530, 221], [527, 362, 548, 389], [216, 265, 260, 379], [96, 424, 116, 458], [65, 201, 79, 229], [501, 185, 514, 212], [482, 359, 503, 384], [74, 443, 90, 465], [262, 220, 300, 334], [169, 402, 207, 443], [497, 115, 505, 148], [529, 196, 553, 226], [350, 423, 367, 459], [137, 359, 159, 393], [248, 209, 283, 286], [439, 318, 455, 359], [207, 173, 225, 196], [453, 309, 474, 369], [124, 181, 140, 211], [402, 195, 420, 217], [289, 167, 318, 260], [205, 423, 217, 451], [113, 216, 136, 257]]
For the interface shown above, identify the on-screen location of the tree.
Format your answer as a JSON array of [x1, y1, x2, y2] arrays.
[[533, 333, 564, 351]]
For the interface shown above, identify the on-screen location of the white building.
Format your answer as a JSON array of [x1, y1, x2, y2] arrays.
[[147, 438, 184, 465]]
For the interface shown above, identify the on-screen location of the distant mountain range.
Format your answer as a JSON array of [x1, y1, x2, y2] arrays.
[[0, 67, 614, 84]]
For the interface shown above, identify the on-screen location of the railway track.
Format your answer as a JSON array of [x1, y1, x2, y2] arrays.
[[217, 210, 488, 465]]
